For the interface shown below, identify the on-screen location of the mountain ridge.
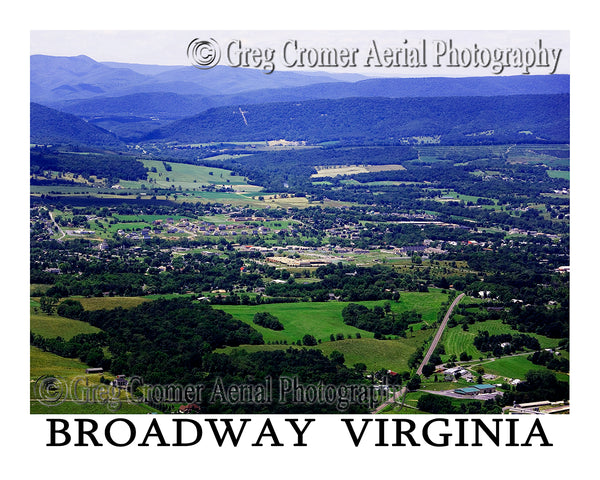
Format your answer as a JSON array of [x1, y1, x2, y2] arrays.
[[30, 102, 124, 147], [31, 54, 362, 103], [145, 94, 570, 144]]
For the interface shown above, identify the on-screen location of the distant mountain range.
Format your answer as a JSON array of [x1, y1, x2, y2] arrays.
[[30, 54, 570, 146], [30, 54, 362, 104]]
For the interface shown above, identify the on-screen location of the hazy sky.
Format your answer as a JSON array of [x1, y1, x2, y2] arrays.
[[30, 30, 569, 76]]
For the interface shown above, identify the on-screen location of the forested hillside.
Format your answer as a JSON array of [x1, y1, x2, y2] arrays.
[[30, 102, 123, 148], [146, 94, 569, 144]]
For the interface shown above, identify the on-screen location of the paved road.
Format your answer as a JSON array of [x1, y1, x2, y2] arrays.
[[371, 293, 465, 414], [371, 386, 408, 414], [49, 211, 66, 240], [416, 292, 465, 376]]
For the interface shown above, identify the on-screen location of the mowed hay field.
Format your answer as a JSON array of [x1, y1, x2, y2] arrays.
[[63, 296, 151, 311], [315, 332, 431, 373], [219, 329, 431, 374], [476, 355, 569, 383], [311, 164, 406, 178], [441, 319, 562, 360]]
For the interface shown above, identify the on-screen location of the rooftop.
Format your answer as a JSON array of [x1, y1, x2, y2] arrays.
[[474, 384, 495, 390]]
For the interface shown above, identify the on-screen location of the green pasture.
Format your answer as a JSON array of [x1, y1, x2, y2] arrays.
[[29, 346, 158, 414], [30, 305, 101, 340], [547, 170, 570, 180], [216, 302, 373, 344], [441, 319, 562, 360], [476, 354, 569, 382], [220, 330, 431, 374], [30, 345, 94, 380], [120, 159, 252, 191], [217, 291, 449, 344]]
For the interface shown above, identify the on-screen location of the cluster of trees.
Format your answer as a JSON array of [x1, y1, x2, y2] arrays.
[[341, 303, 420, 336], [417, 393, 503, 414], [528, 350, 569, 373], [218, 145, 417, 192], [253, 312, 284, 330], [473, 331, 541, 356], [503, 370, 569, 405], [260, 263, 424, 302], [31, 330, 109, 369], [502, 304, 569, 338]]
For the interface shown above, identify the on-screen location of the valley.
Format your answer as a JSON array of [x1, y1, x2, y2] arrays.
[[29, 55, 570, 415]]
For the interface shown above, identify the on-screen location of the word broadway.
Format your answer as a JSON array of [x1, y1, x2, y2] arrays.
[[46, 417, 552, 448]]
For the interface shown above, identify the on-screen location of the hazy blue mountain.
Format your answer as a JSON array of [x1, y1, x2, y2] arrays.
[[51, 74, 569, 133], [30, 55, 363, 103], [54, 92, 210, 119], [30, 102, 123, 147], [30, 55, 147, 102], [100, 61, 186, 76], [31, 55, 570, 145], [269, 74, 571, 99], [147, 65, 361, 95]]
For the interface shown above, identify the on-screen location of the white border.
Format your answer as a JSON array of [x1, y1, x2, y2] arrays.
[[4, 0, 597, 477]]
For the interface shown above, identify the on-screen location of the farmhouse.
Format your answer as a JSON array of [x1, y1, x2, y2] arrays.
[[112, 375, 128, 389], [178, 403, 202, 414], [444, 366, 469, 377]]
